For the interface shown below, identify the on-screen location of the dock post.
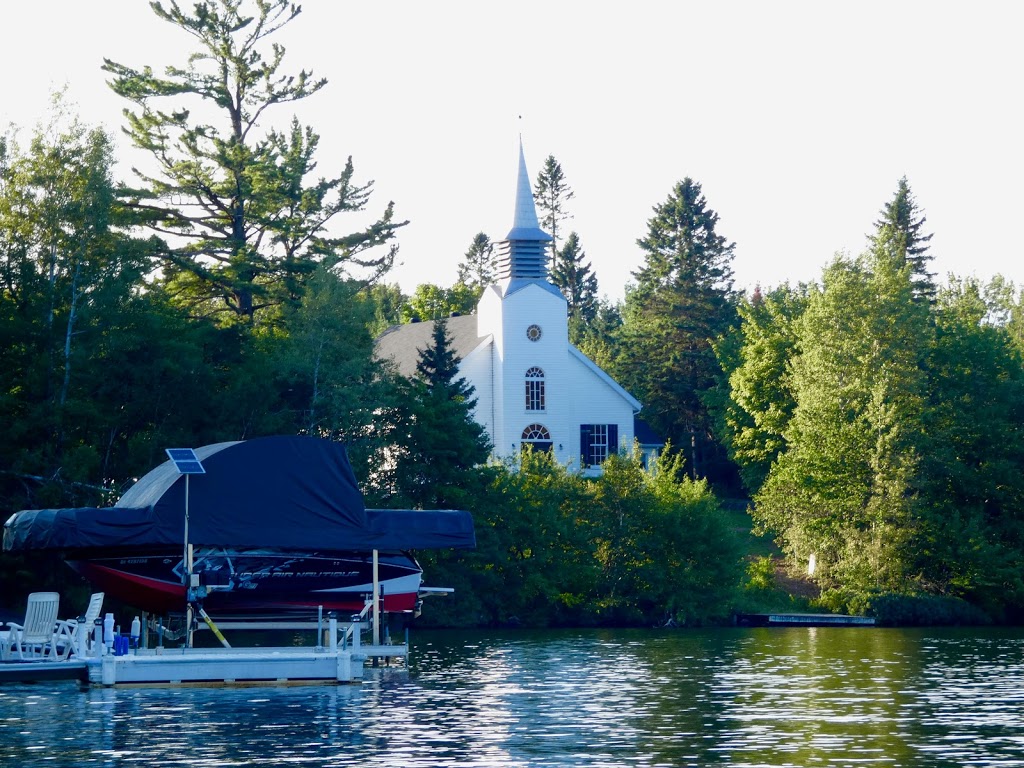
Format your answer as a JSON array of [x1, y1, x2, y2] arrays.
[[329, 617, 337, 651], [100, 654, 116, 686], [76, 622, 88, 659], [337, 651, 352, 682]]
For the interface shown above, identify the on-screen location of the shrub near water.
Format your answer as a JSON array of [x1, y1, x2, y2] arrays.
[[421, 449, 745, 628], [867, 592, 993, 627]]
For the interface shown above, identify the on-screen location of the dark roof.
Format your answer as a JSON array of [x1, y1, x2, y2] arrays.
[[375, 315, 488, 377]]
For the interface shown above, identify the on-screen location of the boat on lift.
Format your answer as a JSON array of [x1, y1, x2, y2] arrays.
[[3, 436, 475, 616]]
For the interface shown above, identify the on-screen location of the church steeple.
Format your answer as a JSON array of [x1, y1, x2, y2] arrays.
[[494, 140, 552, 283]]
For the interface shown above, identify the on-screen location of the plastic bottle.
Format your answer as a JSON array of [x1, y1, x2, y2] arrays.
[[130, 616, 141, 651], [103, 613, 115, 651]]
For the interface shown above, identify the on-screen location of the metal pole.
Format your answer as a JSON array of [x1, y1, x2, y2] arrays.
[[185, 474, 194, 648], [183, 474, 190, 585], [372, 549, 380, 646]]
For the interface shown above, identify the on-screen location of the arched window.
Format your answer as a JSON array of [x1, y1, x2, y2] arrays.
[[525, 367, 545, 411], [521, 423, 553, 454]]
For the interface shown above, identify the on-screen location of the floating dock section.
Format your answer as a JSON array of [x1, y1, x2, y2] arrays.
[[87, 644, 403, 687], [85, 616, 405, 687], [2, 615, 407, 687], [736, 612, 875, 627]]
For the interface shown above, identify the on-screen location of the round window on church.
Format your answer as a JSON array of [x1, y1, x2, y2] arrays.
[[526, 324, 542, 342]]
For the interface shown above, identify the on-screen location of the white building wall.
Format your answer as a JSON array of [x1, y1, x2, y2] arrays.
[[493, 283, 569, 459], [565, 353, 637, 472], [460, 340, 495, 444]]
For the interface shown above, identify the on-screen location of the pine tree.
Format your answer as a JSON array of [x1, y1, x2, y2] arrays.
[[533, 155, 574, 255], [103, 0, 405, 322], [394, 319, 490, 507], [549, 231, 598, 332], [616, 178, 737, 480], [873, 177, 935, 302], [456, 232, 495, 290]]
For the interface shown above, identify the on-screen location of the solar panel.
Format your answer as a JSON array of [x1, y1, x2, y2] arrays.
[[165, 448, 206, 474]]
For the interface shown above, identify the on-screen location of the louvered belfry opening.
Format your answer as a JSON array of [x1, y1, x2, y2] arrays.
[[495, 139, 552, 281]]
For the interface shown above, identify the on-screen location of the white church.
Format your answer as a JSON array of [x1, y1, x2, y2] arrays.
[[376, 144, 655, 473]]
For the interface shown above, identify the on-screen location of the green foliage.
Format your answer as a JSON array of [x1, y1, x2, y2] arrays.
[[873, 177, 935, 302], [550, 231, 599, 341], [711, 284, 807, 494], [456, 232, 495, 290], [615, 178, 738, 484], [911, 277, 1024, 618], [755, 235, 931, 597], [382, 318, 490, 509], [715, 184, 1024, 622], [104, 0, 404, 322], [533, 155, 574, 254], [269, 268, 397, 466], [361, 282, 406, 337], [420, 448, 744, 628], [400, 282, 478, 322], [865, 592, 992, 627], [571, 297, 623, 373]]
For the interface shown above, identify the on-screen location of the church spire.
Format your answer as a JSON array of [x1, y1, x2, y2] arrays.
[[495, 139, 552, 282]]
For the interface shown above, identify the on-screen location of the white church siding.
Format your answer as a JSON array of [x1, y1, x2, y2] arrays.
[[565, 349, 637, 472], [460, 338, 495, 445]]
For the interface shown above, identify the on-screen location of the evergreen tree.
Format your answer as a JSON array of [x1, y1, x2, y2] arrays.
[[615, 178, 737, 480], [533, 155, 574, 254], [549, 231, 598, 337], [391, 318, 490, 507], [873, 177, 935, 302], [103, 0, 404, 322], [456, 232, 495, 290], [573, 297, 623, 373]]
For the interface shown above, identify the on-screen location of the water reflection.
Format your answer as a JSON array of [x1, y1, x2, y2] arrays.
[[0, 627, 1021, 767]]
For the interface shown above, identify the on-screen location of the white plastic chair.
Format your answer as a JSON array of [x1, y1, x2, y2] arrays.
[[55, 592, 104, 659], [2, 592, 61, 661]]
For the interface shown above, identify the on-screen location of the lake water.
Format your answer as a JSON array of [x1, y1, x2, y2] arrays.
[[1, 626, 1022, 767]]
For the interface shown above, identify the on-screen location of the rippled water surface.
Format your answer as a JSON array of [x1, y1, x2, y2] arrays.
[[1, 627, 1022, 767]]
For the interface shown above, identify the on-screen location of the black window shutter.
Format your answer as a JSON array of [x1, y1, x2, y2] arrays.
[[580, 424, 592, 466], [608, 424, 619, 456]]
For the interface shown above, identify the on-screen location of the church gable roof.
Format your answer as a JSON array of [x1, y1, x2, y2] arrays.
[[375, 315, 489, 378]]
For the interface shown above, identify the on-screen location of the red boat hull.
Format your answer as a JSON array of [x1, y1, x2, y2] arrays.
[[66, 548, 422, 616]]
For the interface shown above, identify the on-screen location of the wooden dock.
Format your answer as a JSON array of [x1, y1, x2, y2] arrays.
[[736, 612, 875, 627]]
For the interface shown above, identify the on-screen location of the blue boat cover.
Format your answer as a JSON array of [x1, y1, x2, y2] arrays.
[[4, 436, 475, 552]]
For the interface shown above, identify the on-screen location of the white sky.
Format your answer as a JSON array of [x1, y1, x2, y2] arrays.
[[4, 1, 1022, 303]]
